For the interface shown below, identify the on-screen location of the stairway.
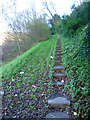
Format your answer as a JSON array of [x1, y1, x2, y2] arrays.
[[45, 36, 70, 119]]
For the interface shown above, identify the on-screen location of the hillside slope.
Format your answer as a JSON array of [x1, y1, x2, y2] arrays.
[[1, 36, 57, 118]]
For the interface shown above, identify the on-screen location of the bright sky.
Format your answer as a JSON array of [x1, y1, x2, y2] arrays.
[[16, 0, 82, 16], [0, 0, 83, 34]]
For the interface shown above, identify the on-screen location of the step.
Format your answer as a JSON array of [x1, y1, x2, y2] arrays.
[[56, 47, 61, 49], [55, 56, 63, 58], [53, 81, 65, 86], [56, 45, 61, 47], [55, 60, 62, 64], [56, 49, 61, 50], [56, 44, 61, 46], [55, 56, 63, 60], [48, 97, 70, 108], [56, 51, 62, 53], [56, 49, 61, 51], [53, 73, 66, 78], [55, 60, 62, 62], [56, 52, 63, 55], [53, 66, 64, 70], [56, 49, 62, 52], [46, 112, 69, 119], [56, 46, 61, 49]]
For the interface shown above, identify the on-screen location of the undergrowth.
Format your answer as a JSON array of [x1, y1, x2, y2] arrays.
[[60, 25, 89, 119]]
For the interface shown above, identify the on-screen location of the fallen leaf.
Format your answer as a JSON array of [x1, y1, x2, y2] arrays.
[[20, 72, 24, 74], [81, 114, 85, 118], [61, 80, 64, 82], [15, 94, 17, 97], [73, 112, 77, 116], [50, 56, 53, 59]]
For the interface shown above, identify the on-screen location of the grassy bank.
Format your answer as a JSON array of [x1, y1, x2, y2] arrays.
[[2, 36, 57, 118]]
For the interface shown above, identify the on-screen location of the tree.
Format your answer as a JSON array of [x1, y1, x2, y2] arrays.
[[60, 2, 90, 37], [27, 15, 51, 42], [42, 0, 58, 34], [1, 0, 31, 55], [1, 0, 51, 58]]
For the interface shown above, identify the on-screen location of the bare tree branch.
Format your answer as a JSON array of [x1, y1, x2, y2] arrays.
[[42, 1, 54, 18], [50, 2, 57, 14], [42, 9, 52, 19]]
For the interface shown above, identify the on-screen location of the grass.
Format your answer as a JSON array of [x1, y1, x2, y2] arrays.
[[2, 36, 57, 118], [2, 42, 40, 74]]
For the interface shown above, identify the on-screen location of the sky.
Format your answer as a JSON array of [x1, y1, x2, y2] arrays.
[[0, 0, 84, 34]]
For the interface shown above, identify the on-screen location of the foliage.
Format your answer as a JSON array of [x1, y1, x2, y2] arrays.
[[27, 17, 51, 42], [60, 25, 89, 119], [49, 2, 90, 36], [78, 23, 90, 57], [61, 2, 90, 37]]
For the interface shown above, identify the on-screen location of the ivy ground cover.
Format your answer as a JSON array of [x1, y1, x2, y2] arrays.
[[2, 36, 57, 119], [60, 33, 89, 119]]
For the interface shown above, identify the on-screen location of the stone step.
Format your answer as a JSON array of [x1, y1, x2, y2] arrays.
[[56, 45, 61, 47], [55, 55, 63, 58], [53, 81, 65, 86], [53, 66, 64, 70], [55, 60, 62, 64], [48, 97, 70, 108], [56, 51, 62, 53], [56, 49, 62, 52], [56, 47, 61, 49], [46, 112, 69, 119], [56, 52, 63, 55], [53, 73, 66, 78], [55, 60, 62, 62], [56, 49, 61, 51], [55, 56, 62, 60], [56, 44, 60, 45], [55, 56, 63, 58]]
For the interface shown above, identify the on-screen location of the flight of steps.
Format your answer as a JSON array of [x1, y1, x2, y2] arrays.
[[45, 36, 70, 119]]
